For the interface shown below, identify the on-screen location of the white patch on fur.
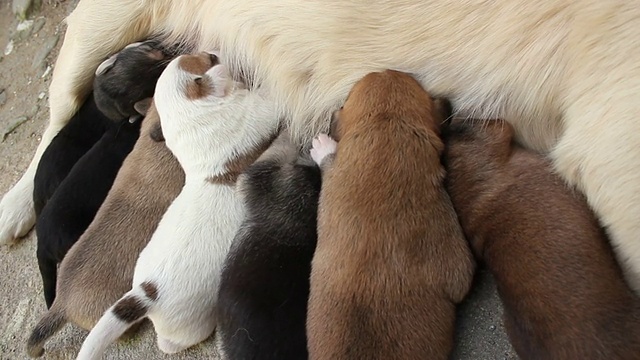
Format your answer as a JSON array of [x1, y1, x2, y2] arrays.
[[75, 54, 280, 359], [310, 133, 337, 166]]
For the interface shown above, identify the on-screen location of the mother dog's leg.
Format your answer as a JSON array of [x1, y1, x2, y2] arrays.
[[552, 92, 640, 293], [0, 0, 154, 244]]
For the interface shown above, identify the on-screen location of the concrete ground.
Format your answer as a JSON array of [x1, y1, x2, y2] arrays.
[[0, 1, 519, 359]]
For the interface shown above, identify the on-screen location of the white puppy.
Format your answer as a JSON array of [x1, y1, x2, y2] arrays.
[[75, 53, 280, 359], [1, 0, 640, 293]]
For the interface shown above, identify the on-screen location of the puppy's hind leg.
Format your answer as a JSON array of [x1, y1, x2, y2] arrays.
[[0, 0, 157, 244], [76, 284, 155, 360], [36, 250, 58, 309], [157, 336, 189, 354], [26, 307, 67, 358]]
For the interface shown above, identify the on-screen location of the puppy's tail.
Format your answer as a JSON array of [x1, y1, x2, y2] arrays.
[[76, 284, 156, 360], [26, 307, 67, 358]]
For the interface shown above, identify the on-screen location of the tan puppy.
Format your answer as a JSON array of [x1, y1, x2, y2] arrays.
[[442, 119, 640, 360], [26, 103, 185, 358], [307, 70, 475, 360]]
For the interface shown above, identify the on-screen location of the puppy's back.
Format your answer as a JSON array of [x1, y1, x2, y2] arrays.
[[218, 140, 321, 360], [309, 71, 474, 360], [35, 117, 142, 307], [33, 94, 112, 215]]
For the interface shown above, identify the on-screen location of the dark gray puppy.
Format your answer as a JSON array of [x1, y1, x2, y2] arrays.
[[217, 129, 321, 360]]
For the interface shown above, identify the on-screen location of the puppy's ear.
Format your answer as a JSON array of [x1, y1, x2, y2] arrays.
[[134, 98, 153, 116], [149, 122, 165, 142], [124, 41, 144, 50], [433, 98, 453, 122], [440, 117, 466, 139], [485, 119, 515, 144], [95, 53, 118, 76], [208, 65, 229, 97], [205, 49, 221, 59]]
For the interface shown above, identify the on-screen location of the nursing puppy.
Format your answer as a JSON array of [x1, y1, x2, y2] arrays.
[[217, 128, 321, 360], [75, 53, 281, 359], [36, 115, 144, 309], [307, 70, 475, 360], [442, 119, 640, 360], [26, 104, 184, 358], [3, 0, 640, 296], [32, 40, 170, 216]]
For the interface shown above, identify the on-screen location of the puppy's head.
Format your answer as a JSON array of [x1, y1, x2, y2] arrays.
[[336, 70, 451, 146], [441, 118, 514, 160], [154, 52, 248, 123], [93, 40, 178, 122]]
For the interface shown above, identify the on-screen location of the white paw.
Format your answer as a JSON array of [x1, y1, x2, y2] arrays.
[[0, 179, 36, 245], [310, 133, 337, 166], [157, 337, 188, 354]]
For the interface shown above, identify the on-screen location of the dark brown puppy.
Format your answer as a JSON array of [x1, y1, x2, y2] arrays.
[[26, 103, 185, 357], [442, 118, 640, 360], [307, 70, 475, 360]]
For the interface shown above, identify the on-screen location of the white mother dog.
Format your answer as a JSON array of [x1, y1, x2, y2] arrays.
[[75, 52, 279, 359], [1, 0, 639, 291]]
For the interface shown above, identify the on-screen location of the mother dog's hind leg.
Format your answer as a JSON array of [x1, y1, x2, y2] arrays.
[[552, 95, 640, 294], [0, 0, 154, 244]]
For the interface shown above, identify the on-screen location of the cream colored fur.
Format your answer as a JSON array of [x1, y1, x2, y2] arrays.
[[1, 0, 639, 292], [75, 57, 280, 359]]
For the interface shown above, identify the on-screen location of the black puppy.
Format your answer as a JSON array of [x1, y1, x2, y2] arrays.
[[36, 116, 145, 308], [34, 41, 175, 308], [217, 129, 321, 360], [32, 40, 172, 216], [33, 95, 111, 216]]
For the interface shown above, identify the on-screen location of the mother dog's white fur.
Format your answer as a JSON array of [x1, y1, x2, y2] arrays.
[[75, 54, 280, 359], [1, 0, 639, 292]]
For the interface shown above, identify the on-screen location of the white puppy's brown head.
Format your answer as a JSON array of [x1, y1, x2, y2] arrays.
[[154, 52, 264, 177], [154, 52, 252, 122]]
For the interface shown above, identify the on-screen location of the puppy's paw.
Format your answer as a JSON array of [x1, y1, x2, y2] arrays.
[[157, 337, 188, 354], [310, 133, 337, 166], [0, 180, 36, 245]]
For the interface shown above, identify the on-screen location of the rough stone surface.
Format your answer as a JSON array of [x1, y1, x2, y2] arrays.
[[14, 19, 34, 42], [4, 40, 15, 56], [31, 17, 46, 36], [31, 34, 59, 70], [12, 0, 33, 20]]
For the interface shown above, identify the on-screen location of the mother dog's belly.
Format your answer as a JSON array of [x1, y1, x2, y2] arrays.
[[162, 0, 577, 151]]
